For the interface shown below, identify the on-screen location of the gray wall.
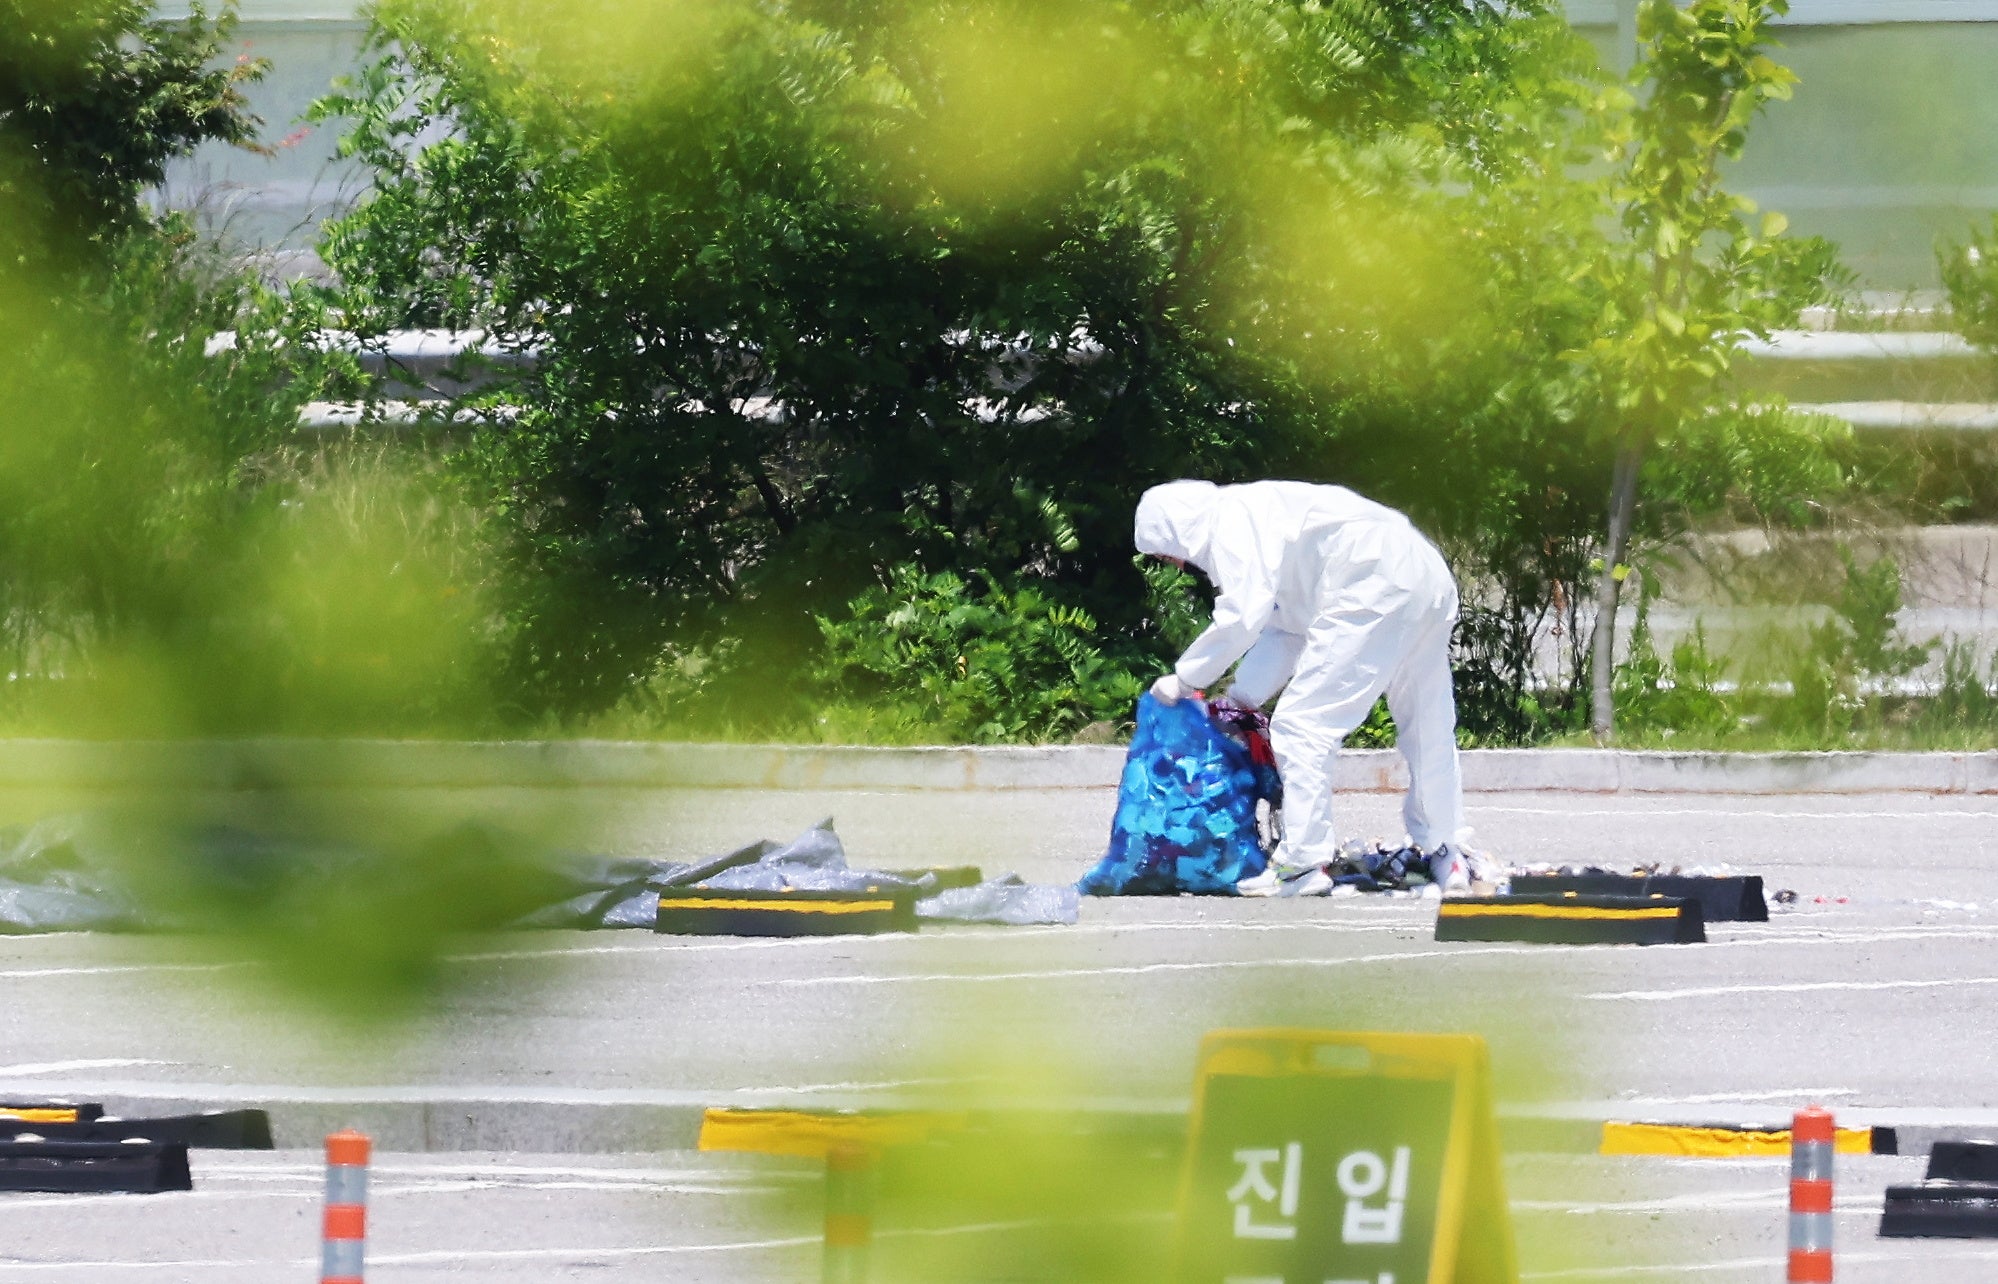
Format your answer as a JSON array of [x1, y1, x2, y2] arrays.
[[1572, 2, 1998, 291], [1731, 21, 1998, 290], [159, 2, 1998, 290], [156, 9, 369, 270]]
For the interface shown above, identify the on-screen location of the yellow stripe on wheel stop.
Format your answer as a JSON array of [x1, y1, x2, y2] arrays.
[[664, 897, 898, 916], [1601, 1121, 1876, 1156], [1439, 903, 1682, 922]]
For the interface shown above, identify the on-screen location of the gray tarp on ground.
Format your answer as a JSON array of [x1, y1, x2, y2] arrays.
[[524, 819, 1077, 928], [0, 815, 1077, 933], [0, 816, 167, 932]]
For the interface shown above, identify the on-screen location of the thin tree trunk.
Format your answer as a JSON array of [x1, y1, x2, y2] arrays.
[[1589, 443, 1644, 743], [747, 460, 797, 537]]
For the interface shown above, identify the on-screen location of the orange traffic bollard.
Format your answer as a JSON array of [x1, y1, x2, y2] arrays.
[[823, 1144, 875, 1284], [1789, 1107, 1834, 1282], [322, 1130, 371, 1284]]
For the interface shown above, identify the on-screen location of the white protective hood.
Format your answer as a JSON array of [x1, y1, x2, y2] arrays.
[[1132, 480, 1222, 572], [1134, 479, 1412, 690]]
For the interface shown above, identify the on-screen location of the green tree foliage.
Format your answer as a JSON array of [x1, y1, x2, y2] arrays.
[[307, 0, 1588, 721], [0, 1, 559, 1013], [0, 0, 493, 738], [1, 0, 273, 724], [1577, 0, 1843, 741], [0, 0, 263, 267], [1942, 217, 1998, 352], [308, 0, 1845, 739]]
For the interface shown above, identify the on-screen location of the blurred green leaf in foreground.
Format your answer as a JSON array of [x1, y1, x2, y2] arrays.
[[0, 0, 571, 1014]]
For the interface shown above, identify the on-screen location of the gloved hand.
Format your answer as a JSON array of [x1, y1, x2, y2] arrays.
[[1151, 673, 1189, 706]]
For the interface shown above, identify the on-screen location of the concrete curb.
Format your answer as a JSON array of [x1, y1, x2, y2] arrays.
[[2, 739, 1997, 795], [49, 1085, 1998, 1156]]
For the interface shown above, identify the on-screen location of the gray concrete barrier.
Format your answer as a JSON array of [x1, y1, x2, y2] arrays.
[[1, 739, 1995, 795], [60, 1081, 1998, 1156]]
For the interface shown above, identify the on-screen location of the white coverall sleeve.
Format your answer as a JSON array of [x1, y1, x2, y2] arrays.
[[1172, 499, 1286, 690], [1226, 629, 1307, 707]]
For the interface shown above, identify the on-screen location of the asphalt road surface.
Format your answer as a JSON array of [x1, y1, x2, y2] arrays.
[[0, 1149, 1991, 1282], [4, 785, 1998, 1279]]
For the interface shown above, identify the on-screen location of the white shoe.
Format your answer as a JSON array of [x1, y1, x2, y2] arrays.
[[1235, 867, 1283, 897], [1236, 863, 1317, 898], [1279, 867, 1334, 898], [1429, 845, 1472, 895]]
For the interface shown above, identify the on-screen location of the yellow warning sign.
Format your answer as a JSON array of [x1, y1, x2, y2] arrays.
[[1174, 1029, 1516, 1284]]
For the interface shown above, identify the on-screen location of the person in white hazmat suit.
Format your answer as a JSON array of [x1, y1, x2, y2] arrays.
[[1133, 479, 1470, 896]]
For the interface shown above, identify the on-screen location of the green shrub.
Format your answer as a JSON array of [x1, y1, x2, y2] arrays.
[[1613, 577, 1734, 742], [1764, 548, 1931, 739], [296, 0, 1850, 743], [1942, 217, 1998, 352], [1922, 638, 1998, 734], [811, 566, 1145, 744]]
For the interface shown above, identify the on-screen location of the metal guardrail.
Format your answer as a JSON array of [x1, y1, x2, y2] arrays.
[[1738, 332, 1981, 361], [223, 327, 1984, 366], [1561, 0, 1998, 23], [219, 328, 1998, 433], [174, 0, 1998, 28], [1792, 401, 1998, 430]]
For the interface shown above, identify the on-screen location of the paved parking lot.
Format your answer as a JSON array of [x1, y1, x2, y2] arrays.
[[1, 1149, 1993, 1282], [4, 785, 1998, 1277]]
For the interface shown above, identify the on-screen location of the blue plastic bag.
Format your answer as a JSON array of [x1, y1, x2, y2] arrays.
[[1078, 694, 1274, 896]]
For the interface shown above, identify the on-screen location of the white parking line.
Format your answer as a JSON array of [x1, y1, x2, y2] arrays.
[[1589, 974, 1998, 1002], [1719, 926, 1998, 946], [0, 1190, 311, 1213], [772, 943, 1569, 985], [197, 1160, 765, 1181], [1515, 1191, 1880, 1215], [1523, 1257, 1779, 1279], [452, 920, 1998, 976], [368, 1234, 819, 1263], [0, 1235, 822, 1274], [0, 1179, 773, 1212], [1478, 805, 1998, 820], [0, 962, 247, 980], [1612, 1087, 1859, 1105], [0, 1259, 313, 1274], [771, 924, 1998, 988], [0, 1059, 175, 1076], [0, 1217, 1148, 1275], [1523, 1244, 1998, 1279], [444, 916, 1441, 966], [382, 1178, 762, 1195], [0, 912, 1985, 987]]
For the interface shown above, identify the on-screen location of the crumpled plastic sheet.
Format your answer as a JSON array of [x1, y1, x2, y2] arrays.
[[1508, 860, 1742, 880], [519, 821, 916, 930], [0, 814, 572, 934], [570, 819, 1078, 929], [916, 874, 1079, 927], [1079, 693, 1276, 896], [0, 816, 168, 933], [0, 814, 1077, 934], [0, 877, 138, 933]]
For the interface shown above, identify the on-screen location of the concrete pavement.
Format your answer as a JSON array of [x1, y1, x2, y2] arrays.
[[5, 789, 1998, 1130], [6, 784, 1998, 1278], [0, 1148, 1991, 1282]]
